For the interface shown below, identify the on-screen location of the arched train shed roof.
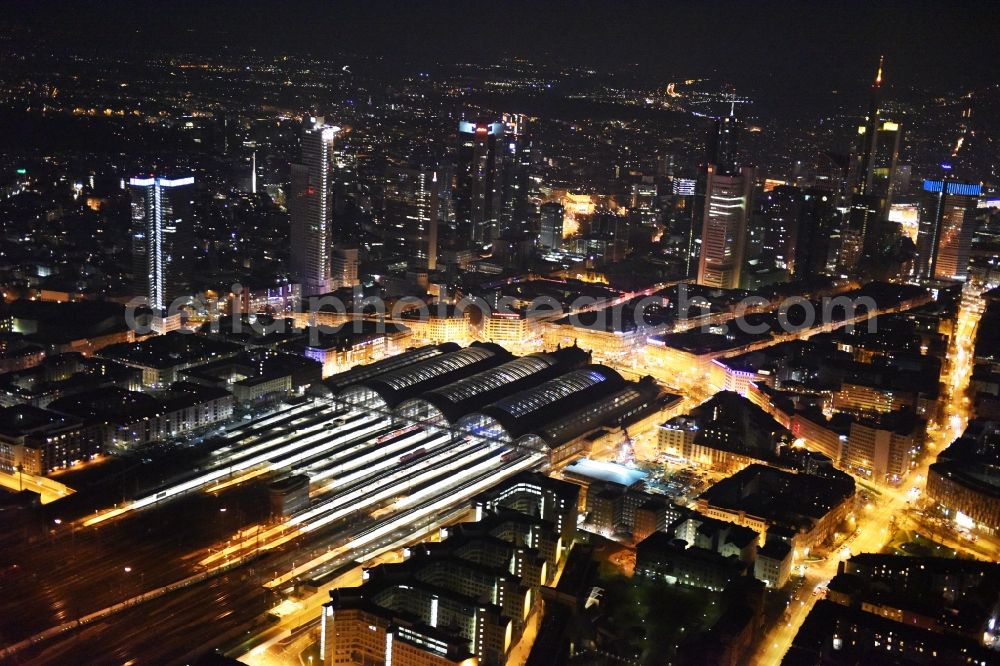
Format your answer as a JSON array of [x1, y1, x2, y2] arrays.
[[339, 342, 510, 409], [315, 342, 460, 396], [400, 345, 592, 424], [459, 365, 626, 442]]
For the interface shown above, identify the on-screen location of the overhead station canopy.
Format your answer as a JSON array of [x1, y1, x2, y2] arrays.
[[397, 346, 590, 425], [338, 342, 511, 410], [314, 342, 460, 395], [455, 365, 627, 445], [321, 343, 662, 454]]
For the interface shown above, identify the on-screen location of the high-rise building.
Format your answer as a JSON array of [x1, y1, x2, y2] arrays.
[[915, 175, 982, 281], [754, 185, 803, 273], [384, 164, 451, 270], [331, 246, 360, 290], [129, 175, 195, 312], [330, 147, 360, 213], [499, 113, 535, 237], [697, 165, 754, 289], [707, 107, 741, 176], [863, 121, 901, 211], [794, 188, 840, 278], [849, 57, 903, 257], [290, 118, 338, 296], [629, 182, 661, 228], [538, 202, 565, 250], [838, 200, 872, 272], [455, 120, 504, 245], [657, 153, 678, 180], [590, 211, 631, 259], [671, 177, 702, 278]]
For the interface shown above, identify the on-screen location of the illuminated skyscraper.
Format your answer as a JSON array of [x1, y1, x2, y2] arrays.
[[499, 113, 536, 237], [915, 174, 981, 281], [129, 175, 195, 311], [696, 103, 752, 288], [671, 177, 702, 278], [456, 120, 504, 244], [697, 165, 754, 289], [290, 118, 338, 296], [384, 164, 451, 270], [849, 57, 902, 257], [858, 121, 901, 211]]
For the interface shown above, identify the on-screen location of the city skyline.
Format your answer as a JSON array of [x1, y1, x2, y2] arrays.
[[0, 3, 998, 666]]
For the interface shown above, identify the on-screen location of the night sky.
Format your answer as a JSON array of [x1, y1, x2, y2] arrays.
[[5, 1, 1000, 102]]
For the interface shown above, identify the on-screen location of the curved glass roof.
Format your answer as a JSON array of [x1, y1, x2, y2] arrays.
[[323, 343, 458, 391], [378, 345, 499, 392], [492, 367, 610, 419], [429, 355, 555, 405], [541, 386, 646, 444]]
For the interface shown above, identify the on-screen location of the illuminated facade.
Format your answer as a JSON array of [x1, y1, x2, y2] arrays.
[[926, 463, 1000, 536], [129, 175, 195, 313], [304, 331, 389, 379], [656, 416, 697, 455], [321, 502, 573, 666], [0, 404, 98, 475], [290, 118, 338, 295], [384, 165, 451, 270], [710, 358, 773, 396], [321, 605, 477, 666], [331, 246, 360, 290], [924, 420, 1000, 535], [850, 58, 901, 218], [456, 121, 504, 244], [479, 312, 539, 355], [697, 165, 754, 289], [404, 309, 473, 346], [789, 412, 845, 464], [915, 177, 981, 281], [696, 464, 855, 558], [541, 320, 646, 367], [840, 417, 919, 485], [832, 382, 924, 416], [474, 471, 579, 553], [424, 312, 472, 345], [755, 184, 802, 273], [229, 281, 301, 316], [754, 540, 792, 589]]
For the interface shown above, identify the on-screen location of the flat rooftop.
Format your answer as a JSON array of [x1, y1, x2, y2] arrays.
[[99, 332, 243, 369], [0, 404, 82, 438], [699, 463, 855, 527]]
